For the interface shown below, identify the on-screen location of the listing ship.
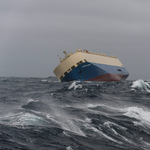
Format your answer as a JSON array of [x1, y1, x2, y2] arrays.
[[53, 49, 129, 82]]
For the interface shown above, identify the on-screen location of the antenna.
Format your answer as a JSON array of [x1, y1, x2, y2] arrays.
[[57, 55, 62, 61], [63, 50, 68, 56]]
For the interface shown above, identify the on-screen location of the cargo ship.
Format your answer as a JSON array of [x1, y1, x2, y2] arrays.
[[53, 49, 129, 82]]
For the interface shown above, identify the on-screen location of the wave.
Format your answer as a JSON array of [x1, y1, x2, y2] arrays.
[[1, 77, 150, 149], [46, 107, 86, 137], [124, 106, 150, 128], [82, 119, 121, 143], [131, 79, 150, 92], [66, 146, 73, 150], [0, 112, 44, 126], [68, 81, 82, 90], [40, 79, 51, 83]]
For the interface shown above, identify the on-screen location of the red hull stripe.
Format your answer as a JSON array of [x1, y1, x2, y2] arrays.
[[86, 73, 128, 82]]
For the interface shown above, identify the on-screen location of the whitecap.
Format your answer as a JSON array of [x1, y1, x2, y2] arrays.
[[103, 121, 134, 144], [13, 112, 43, 126], [60, 119, 85, 137], [86, 103, 105, 108], [131, 79, 150, 92], [40, 79, 48, 82], [0, 112, 43, 126], [66, 146, 73, 150], [104, 121, 127, 131], [84, 124, 121, 144], [63, 131, 70, 137], [46, 113, 85, 137], [68, 81, 82, 90], [124, 106, 150, 127], [54, 81, 60, 82], [27, 98, 39, 103], [85, 117, 91, 123], [46, 114, 60, 124], [84, 88, 88, 92]]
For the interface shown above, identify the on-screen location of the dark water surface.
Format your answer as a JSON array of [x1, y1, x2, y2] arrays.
[[0, 77, 150, 150]]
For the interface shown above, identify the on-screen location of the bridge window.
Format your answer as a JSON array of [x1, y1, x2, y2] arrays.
[[118, 69, 122, 71]]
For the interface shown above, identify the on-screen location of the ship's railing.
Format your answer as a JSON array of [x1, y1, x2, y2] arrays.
[[75, 49, 117, 58], [60, 52, 73, 63], [60, 49, 117, 63]]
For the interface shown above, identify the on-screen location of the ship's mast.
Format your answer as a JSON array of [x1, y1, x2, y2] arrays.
[[63, 51, 68, 57], [57, 55, 62, 62]]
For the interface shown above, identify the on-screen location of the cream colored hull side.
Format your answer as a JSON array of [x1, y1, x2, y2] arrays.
[[53, 52, 85, 81], [53, 52, 124, 81]]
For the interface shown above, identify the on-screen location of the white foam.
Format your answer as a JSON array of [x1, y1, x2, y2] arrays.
[[131, 79, 150, 92], [104, 121, 127, 133], [82, 121, 121, 143], [27, 98, 39, 103], [20, 112, 41, 121], [104, 122, 118, 135], [13, 112, 43, 126], [68, 81, 82, 90], [1, 112, 43, 126], [54, 81, 60, 82], [103, 121, 133, 144], [40, 79, 48, 82], [40, 79, 51, 82], [46, 113, 85, 137], [124, 107, 150, 127], [86, 103, 120, 113], [86, 103, 105, 108], [85, 124, 121, 143], [85, 118, 92, 123], [46, 114, 60, 124], [85, 88, 88, 92], [63, 131, 70, 137], [60, 119, 85, 137], [66, 146, 73, 150]]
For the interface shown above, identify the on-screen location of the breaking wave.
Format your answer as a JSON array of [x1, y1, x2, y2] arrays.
[[0, 77, 150, 150], [131, 79, 150, 92], [124, 106, 150, 128]]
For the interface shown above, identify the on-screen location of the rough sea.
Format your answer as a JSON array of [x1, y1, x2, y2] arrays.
[[0, 77, 150, 150]]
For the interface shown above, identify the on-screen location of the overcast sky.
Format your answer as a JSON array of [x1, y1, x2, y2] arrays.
[[0, 0, 150, 80]]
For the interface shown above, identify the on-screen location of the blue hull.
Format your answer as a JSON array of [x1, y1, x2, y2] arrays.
[[61, 62, 129, 82]]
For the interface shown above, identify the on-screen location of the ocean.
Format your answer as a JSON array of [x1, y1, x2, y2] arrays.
[[0, 77, 150, 150]]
